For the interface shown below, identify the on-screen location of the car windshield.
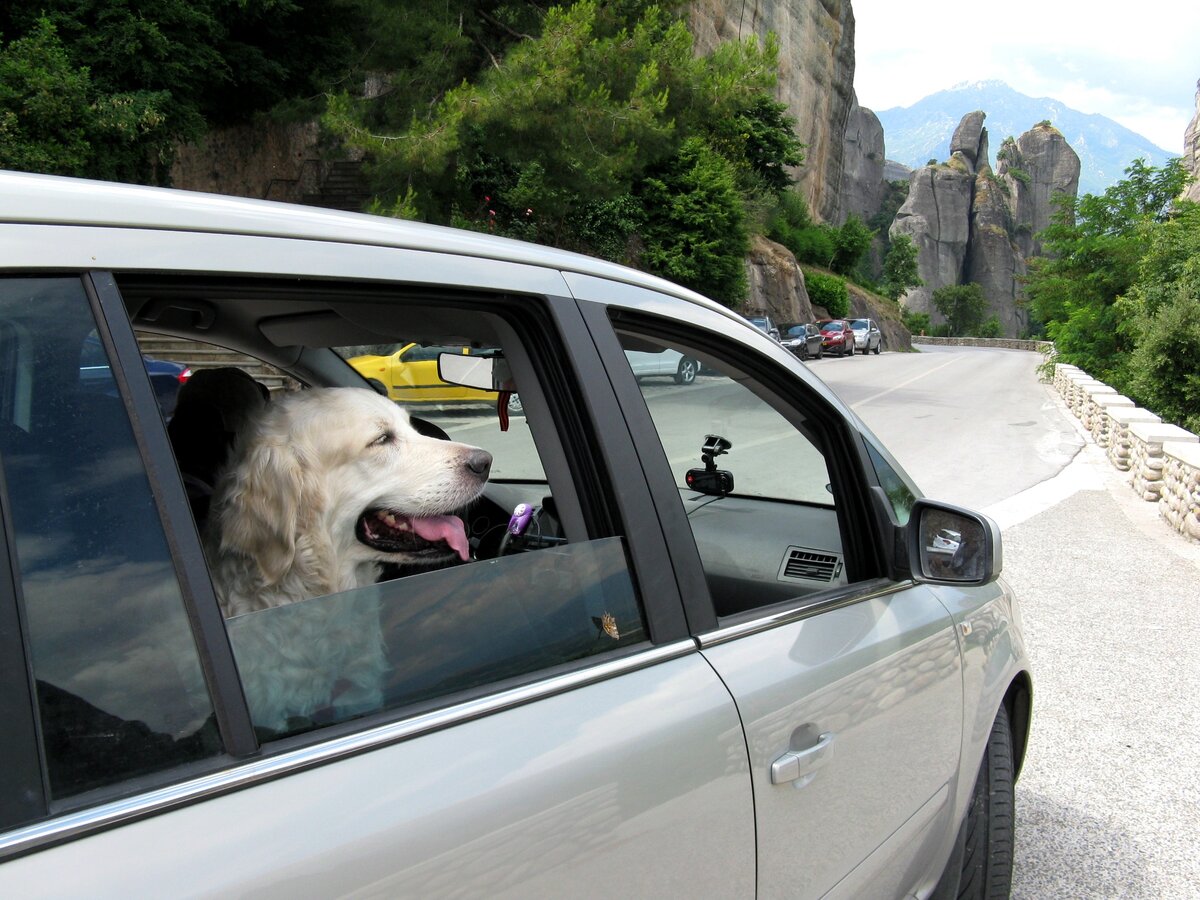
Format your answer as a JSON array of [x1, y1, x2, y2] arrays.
[[784, 325, 807, 337], [820, 322, 843, 332], [850, 320, 868, 331], [748, 317, 768, 329]]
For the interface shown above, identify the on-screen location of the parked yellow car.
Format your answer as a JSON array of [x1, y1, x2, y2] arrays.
[[347, 343, 497, 405]]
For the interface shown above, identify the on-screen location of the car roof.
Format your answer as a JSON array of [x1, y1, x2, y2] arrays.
[[0, 169, 746, 327]]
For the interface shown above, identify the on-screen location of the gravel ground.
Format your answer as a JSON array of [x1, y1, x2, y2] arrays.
[[999, 430, 1200, 898]]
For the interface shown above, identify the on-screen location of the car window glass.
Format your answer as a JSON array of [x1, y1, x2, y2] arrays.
[[227, 537, 644, 737], [0, 278, 221, 801], [865, 440, 917, 526], [615, 328, 848, 617]]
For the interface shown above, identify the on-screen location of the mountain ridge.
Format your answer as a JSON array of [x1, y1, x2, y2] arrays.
[[875, 81, 1173, 196]]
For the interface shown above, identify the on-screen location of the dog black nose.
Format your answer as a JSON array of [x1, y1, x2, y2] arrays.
[[465, 449, 492, 480]]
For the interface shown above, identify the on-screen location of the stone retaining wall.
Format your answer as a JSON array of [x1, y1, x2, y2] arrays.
[[911, 336, 1054, 353], [1053, 363, 1200, 543]]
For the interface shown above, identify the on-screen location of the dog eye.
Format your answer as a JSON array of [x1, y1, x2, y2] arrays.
[[370, 431, 395, 447]]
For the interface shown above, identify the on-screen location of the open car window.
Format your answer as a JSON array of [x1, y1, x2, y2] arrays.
[[125, 289, 651, 743]]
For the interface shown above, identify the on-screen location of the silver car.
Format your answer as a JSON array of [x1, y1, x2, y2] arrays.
[[850, 317, 883, 354], [0, 171, 1031, 898]]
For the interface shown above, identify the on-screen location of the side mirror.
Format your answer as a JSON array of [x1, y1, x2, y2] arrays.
[[907, 499, 1002, 586], [437, 352, 514, 391]]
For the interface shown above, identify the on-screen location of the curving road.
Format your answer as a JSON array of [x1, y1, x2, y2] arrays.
[[813, 345, 1200, 899]]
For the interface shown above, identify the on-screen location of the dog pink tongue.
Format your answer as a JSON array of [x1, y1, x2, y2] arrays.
[[412, 515, 470, 561]]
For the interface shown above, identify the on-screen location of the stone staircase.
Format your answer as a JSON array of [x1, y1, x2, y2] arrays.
[[301, 160, 372, 212], [135, 333, 297, 394]]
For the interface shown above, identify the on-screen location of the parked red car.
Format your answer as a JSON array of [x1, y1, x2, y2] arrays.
[[817, 319, 855, 357]]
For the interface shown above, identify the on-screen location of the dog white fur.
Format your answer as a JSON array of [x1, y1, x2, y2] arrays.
[[204, 387, 491, 731]]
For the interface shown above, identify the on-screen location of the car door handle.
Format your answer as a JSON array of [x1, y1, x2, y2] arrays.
[[771, 732, 834, 786]]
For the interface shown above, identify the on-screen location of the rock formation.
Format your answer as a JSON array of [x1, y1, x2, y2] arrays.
[[888, 142, 978, 322], [743, 234, 816, 326], [838, 96, 885, 225], [1184, 79, 1200, 204], [889, 112, 1080, 337], [996, 126, 1081, 259], [688, 0, 857, 223]]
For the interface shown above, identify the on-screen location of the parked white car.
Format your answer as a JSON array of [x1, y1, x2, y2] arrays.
[[0, 171, 1030, 898]]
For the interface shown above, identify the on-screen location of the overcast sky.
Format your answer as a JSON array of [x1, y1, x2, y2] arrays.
[[851, 0, 1200, 153]]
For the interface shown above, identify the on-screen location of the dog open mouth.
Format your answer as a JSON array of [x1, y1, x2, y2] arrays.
[[356, 509, 470, 561]]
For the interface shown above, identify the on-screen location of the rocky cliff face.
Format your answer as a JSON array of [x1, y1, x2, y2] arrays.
[[744, 235, 816, 325], [1184, 80, 1200, 204], [688, 0, 857, 223], [838, 96, 885, 224], [890, 112, 1079, 337]]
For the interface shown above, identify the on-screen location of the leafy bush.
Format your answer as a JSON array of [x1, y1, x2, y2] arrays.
[[805, 271, 848, 318], [901, 309, 930, 335], [1126, 290, 1200, 433], [830, 215, 874, 276]]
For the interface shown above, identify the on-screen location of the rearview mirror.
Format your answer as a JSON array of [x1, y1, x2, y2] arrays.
[[437, 352, 514, 391], [906, 499, 1002, 586]]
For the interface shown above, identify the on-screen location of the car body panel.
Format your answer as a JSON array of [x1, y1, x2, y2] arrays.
[[699, 586, 963, 897], [1, 654, 755, 898]]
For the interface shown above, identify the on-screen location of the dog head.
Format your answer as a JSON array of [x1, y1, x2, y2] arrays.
[[210, 387, 491, 599]]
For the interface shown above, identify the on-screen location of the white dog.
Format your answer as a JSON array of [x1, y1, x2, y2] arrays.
[[204, 387, 491, 732]]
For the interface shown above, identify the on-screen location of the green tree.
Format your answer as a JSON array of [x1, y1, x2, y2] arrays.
[[1, 0, 363, 182], [638, 137, 748, 303], [1126, 287, 1200, 433], [0, 18, 172, 180], [830, 215, 874, 276], [881, 233, 922, 300], [1024, 158, 1191, 383], [932, 283, 990, 336]]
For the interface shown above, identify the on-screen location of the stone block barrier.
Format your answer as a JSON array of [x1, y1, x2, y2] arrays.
[[1053, 363, 1200, 544]]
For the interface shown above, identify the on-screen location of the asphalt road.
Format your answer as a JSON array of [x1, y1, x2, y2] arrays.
[[815, 345, 1200, 899]]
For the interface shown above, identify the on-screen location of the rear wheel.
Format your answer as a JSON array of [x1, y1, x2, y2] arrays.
[[674, 356, 698, 385], [935, 704, 1015, 899], [874, 342, 881, 355]]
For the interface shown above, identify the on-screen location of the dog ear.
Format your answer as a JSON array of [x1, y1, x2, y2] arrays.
[[215, 431, 323, 587]]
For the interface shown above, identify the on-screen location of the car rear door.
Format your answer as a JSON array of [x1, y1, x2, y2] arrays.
[[0, 250, 756, 895], [567, 274, 965, 898]]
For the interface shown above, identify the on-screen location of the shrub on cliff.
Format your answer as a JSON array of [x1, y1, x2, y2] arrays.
[[805, 271, 849, 319]]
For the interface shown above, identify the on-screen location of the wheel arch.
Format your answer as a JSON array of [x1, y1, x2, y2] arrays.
[[1003, 672, 1033, 780]]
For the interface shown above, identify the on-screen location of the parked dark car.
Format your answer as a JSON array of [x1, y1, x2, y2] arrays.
[[817, 319, 856, 357], [80, 333, 192, 417], [780, 323, 824, 360], [0, 170, 1031, 898]]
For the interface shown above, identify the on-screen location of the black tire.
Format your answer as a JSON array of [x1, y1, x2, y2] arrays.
[[873, 342, 881, 355], [937, 705, 1015, 899], [674, 356, 698, 385], [816, 343, 823, 359]]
